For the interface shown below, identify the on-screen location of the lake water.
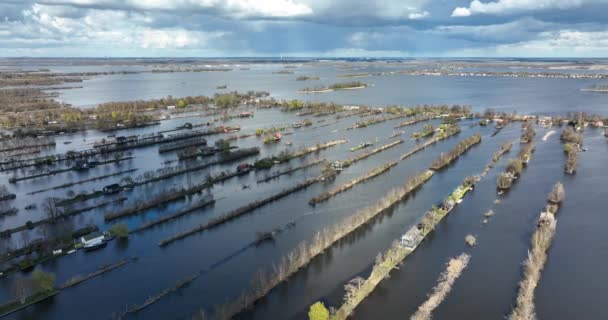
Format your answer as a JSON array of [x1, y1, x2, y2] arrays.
[[1, 60, 607, 320]]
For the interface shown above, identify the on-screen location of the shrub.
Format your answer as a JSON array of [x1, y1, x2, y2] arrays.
[[32, 269, 55, 293], [547, 182, 565, 203], [560, 127, 581, 144], [308, 302, 330, 320], [497, 173, 513, 189], [108, 223, 129, 239], [506, 159, 523, 175], [465, 234, 477, 247], [254, 158, 274, 170], [215, 139, 230, 151]]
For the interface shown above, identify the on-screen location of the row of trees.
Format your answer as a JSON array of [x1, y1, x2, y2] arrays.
[[497, 142, 536, 190], [560, 127, 582, 174], [509, 182, 564, 320]]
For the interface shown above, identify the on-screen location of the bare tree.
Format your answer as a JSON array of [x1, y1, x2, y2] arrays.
[[12, 277, 32, 304], [42, 197, 61, 221]]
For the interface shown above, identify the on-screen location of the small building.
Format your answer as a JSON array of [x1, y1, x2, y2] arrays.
[[401, 226, 423, 250], [236, 163, 252, 173], [102, 184, 123, 194], [73, 160, 91, 170], [166, 105, 176, 110], [81, 231, 105, 249]]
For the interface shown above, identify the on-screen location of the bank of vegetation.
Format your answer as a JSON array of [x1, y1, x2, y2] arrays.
[[340, 139, 403, 168], [429, 133, 481, 170], [411, 124, 435, 139], [210, 170, 434, 319], [497, 142, 536, 190], [309, 160, 398, 205], [296, 76, 320, 81], [8, 156, 134, 183], [254, 140, 346, 170], [560, 127, 582, 175], [520, 121, 536, 144], [400, 124, 461, 161], [330, 140, 511, 319], [332, 176, 477, 319], [159, 172, 336, 247], [481, 140, 513, 176], [509, 182, 565, 320], [298, 81, 368, 93], [130, 196, 216, 233], [257, 159, 324, 183], [27, 169, 137, 195], [394, 115, 433, 128], [410, 253, 471, 320]]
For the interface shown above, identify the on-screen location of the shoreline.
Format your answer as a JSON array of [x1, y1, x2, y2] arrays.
[[297, 85, 367, 93]]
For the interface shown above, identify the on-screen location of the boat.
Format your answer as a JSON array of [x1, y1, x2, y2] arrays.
[[81, 231, 107, 251], [349, 141, 374, 152], [331, 161, 343, 171], [84, 241, 107, 251], [389, 130, 405, 138]]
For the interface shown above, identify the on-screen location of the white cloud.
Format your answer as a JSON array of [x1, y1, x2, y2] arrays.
[[1, 3, 226, 51], [38, 0, 434, 22], [408, 11, 429, 19], [451, 0, 604, 17], [451, 7, 471, 17]]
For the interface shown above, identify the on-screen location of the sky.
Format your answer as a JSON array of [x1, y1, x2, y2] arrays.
[[1, 0, 608, 57]]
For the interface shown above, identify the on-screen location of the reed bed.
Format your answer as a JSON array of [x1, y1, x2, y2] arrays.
[[0, 148, 106, 171], [8, 156, 134, 183], [60, 259, 130, 289], [209, 170, 434, 319], [27, 169, 137, 195], [158, 138, 207, 153], [561, 127, 581, 175], [429, 133, 482, 170], [509, 182, 565, 320], [257, 159, 324, 183], [333, 142, 509, 320], [130, 197, 216, 233], [411, 124, 435, 139], [410, 253, 471, 320], [394, 116, 432, 128], [342, 139, 403, 167], [309, 160, 398, 205], [497, 142, 536, 190], [481, 140, 513, 177], [104, 184, 211, 221], [126, 273, 199, 313], [133, 147, 259, 187], [400, 124, 461, 161], [159, 174, 333, 247]]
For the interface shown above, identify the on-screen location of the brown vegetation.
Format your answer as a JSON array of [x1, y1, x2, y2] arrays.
[[210, 170, 434, 319], [509, 182, 565, 320], [410, 253, 471, 320], [430, 134, 482, 170]]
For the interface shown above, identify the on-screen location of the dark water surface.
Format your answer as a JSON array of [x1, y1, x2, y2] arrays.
[[1, 61, 607, 320]]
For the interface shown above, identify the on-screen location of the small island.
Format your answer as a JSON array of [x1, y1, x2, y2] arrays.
[[581, 84, 608, 93], [298, 81, 368, 93], [296, 76, 320, 81]]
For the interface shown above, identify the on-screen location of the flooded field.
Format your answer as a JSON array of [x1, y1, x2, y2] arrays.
[[1, 59, 607, 320]]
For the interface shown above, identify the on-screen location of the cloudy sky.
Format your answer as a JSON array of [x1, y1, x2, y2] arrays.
[[1, 0, 608, 57]]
